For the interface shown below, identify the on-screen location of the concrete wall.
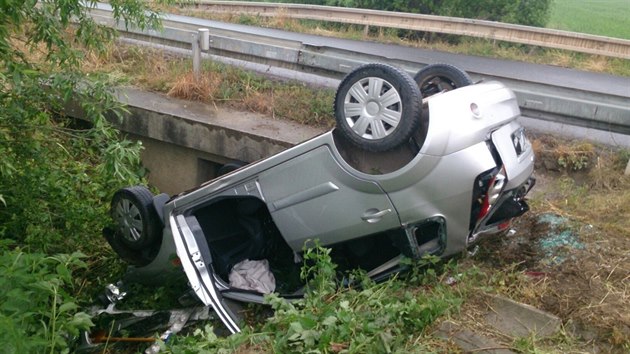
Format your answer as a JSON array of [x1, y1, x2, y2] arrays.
[[67, 88, 325, 194], [125, 133, 224, 195]]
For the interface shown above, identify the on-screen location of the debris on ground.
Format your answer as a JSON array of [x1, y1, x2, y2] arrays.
[[536, 213, 585, 265]]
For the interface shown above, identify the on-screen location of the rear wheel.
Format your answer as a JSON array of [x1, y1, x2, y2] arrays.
[[413, 63, 473, 98], [334, 63, 422, 152], [111, 186, 161, 250]]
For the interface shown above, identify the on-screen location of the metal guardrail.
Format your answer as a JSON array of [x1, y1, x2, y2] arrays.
[[88, 4, 630, 135], [189, 1, 630, 60]]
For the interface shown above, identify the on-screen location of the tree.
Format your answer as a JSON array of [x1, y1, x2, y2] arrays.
[[0, 0, 170, 251], [434, 0, 551, 27], [0, 0, 170, 351]]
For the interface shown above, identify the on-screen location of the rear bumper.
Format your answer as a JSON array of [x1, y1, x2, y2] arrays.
[[469, 177, 535, 243], [488, 177, 535, 224]]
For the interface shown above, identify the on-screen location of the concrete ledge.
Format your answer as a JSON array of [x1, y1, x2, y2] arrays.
[[64, 87, 326, 193], [436, 321, 516, 354], [114, 88, 325, 162], [485, 294, 561, 338], [435, 295, 562, 353]]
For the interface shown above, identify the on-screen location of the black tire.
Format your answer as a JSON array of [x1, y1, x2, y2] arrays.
[[413, 63, 473, 98], [334, 63, 422, 152], [217, 161, 247, 177], [110, 186, 161, 251]]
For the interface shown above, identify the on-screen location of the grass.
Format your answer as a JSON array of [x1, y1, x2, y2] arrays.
[[83, 45, 336, 127], [549, 0, 630, 39]]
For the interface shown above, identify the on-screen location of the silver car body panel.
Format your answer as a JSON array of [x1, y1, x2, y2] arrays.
[[421, 81, 520, 157], [163, 134, 401, 249], [386, 141, 498, 256], [492, 121, 535, 190], [258, 145, 400, 249]]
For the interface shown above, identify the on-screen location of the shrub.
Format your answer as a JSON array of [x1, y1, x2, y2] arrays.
[[162, 247, 464, 353], [0, 249, 93, 354], [269, 0, 552, 26]]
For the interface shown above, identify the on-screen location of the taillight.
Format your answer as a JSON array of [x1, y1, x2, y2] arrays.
[[478, 166, 506, 220], [470, 166, 507, 229]]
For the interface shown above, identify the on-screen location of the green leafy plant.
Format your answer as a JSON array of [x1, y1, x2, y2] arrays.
[[0, 0, 173, 351], [614, 148, 630, 170], [0, 0, 172, 255], [266, 0, 552, 27], [0, 249, 93, 354], [511, 333, 547, 354], [557, 152, 592, 171], [164, 246, 466, 353]]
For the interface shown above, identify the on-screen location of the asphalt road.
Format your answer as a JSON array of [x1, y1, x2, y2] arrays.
[[164, 11, 630, 97]]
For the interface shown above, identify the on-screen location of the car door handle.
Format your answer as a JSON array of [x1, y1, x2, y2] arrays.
[[361, 208, 392, 223]]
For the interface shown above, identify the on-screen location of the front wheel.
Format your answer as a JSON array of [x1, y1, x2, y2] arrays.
[[334, 63, 423, 152], [413, 63, 473, 98], [111, 186, 161, 250]]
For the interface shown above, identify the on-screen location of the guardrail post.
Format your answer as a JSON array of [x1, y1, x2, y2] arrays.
[[192, 32, 201, 79], [199, 29, 210, 51], [192, 29, 210, 80]]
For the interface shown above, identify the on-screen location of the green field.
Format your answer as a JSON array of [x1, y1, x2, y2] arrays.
[[549, 0, 630, 39]]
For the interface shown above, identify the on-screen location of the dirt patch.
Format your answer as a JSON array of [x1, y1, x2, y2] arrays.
[[466, 135, 630, 352], [544, 246, 630, 347]]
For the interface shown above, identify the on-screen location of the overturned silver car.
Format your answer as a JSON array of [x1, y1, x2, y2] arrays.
[[103, 63, 535, 334]]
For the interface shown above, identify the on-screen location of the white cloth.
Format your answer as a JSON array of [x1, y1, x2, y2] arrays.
[[228, 259, 276, 294]]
